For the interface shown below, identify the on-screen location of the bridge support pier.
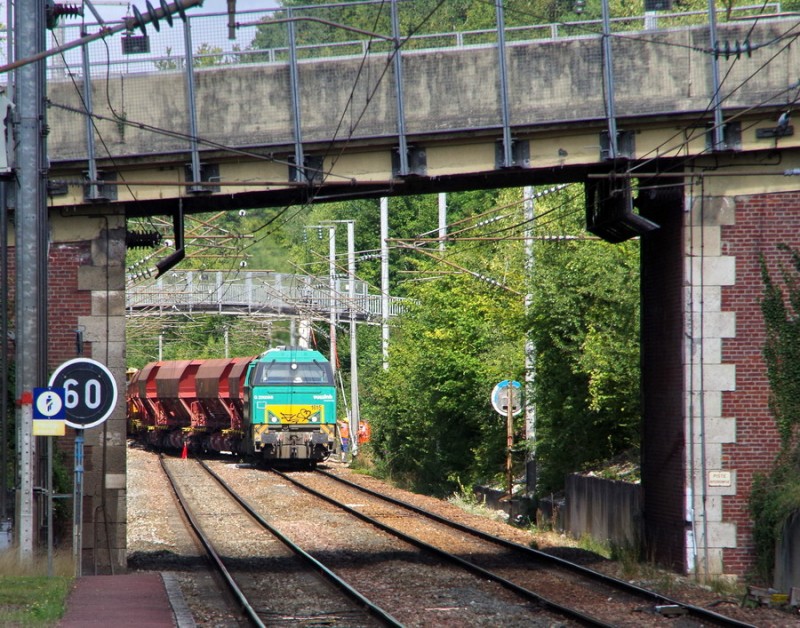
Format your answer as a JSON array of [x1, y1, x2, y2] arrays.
[[43, 209, 127, 574], [642, 174, 798, 580]]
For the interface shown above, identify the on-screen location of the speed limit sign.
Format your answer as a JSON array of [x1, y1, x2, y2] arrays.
[[48, 358, 118, 429]]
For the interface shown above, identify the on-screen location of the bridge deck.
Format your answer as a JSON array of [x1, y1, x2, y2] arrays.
[[39, 4, 800, 214]]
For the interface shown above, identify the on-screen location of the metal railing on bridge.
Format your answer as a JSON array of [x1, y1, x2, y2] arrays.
[[126, 269, 409, 322], [22, 1, 782, 81]]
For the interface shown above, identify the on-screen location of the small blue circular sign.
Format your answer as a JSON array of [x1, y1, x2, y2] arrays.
[[491, 380, 523, 417]]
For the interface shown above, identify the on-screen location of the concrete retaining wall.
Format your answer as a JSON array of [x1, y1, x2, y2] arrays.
[[775, 510, 800, 594], [565, 474, 643, 550]]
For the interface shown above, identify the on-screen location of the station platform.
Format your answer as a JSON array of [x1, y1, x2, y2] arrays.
[[58, 572, 195, 627]]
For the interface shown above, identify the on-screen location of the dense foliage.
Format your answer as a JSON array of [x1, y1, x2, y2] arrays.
[[364, 264, 525, 494], [357, 185, 641, 495], [529, 198, 640, 491], [127, 183, 642, 496], [750, 245, 800, 581], [126, 0, 654, 495], [360, 189, 528, 494]]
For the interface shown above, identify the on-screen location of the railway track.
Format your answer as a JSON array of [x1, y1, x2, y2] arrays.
[[159, 455, 398, 627], [272, 468, 757, 628], [189, 457, 622, 626]]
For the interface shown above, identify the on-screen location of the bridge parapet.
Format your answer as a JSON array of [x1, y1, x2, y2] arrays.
[[126, 269, 409, 321], [42, 3, 799, 214], [39, 3, 781, 79]]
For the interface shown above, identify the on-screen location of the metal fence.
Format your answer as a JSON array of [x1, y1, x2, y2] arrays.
[[126, 269, 408, 321], [0, 1, 782, 81]]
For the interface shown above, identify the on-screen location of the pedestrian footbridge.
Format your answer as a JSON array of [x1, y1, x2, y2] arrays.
[[126, 270, 408, 322]]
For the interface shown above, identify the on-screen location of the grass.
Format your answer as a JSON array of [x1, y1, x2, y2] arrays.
[[447, 490, 511, 523], [0, 550, 73, 627]]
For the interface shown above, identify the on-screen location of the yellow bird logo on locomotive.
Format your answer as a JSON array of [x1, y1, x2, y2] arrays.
[[266, 405, 324, 424]]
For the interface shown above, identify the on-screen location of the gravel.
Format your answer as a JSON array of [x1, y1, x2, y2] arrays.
[[126, 442, 799, 627]]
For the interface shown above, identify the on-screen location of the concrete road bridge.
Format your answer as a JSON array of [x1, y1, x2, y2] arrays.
[[43, 2, 799, 216], [12, 1, 800, 583]]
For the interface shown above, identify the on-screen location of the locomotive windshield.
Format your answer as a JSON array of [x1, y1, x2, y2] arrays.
[[254, 359, 333, 385]]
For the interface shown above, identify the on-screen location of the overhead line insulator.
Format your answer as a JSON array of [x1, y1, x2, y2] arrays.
[[126, 230, 163, 249], [45, 0, 82, 30], [130, 0, 189, 35]]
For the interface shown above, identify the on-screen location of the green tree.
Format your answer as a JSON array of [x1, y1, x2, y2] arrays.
[[359, 184, 641, 495], [363, 252, 525, 494], [527, 187, 640, 493]]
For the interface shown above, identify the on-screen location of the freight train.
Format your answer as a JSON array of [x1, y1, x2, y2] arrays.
[[127, 346, 337, 465]]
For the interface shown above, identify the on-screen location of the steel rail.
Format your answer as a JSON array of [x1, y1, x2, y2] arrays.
[[194, 458, 403, 628], [273, 469, 614, 628], [158, 454, 265, 628], [315, 469, 758, 628]]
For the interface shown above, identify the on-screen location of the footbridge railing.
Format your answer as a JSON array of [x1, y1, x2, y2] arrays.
[[126, 269, 409, 322]]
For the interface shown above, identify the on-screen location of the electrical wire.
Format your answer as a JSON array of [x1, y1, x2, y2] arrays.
[[229, 0, 453, 255], [628, 22, 800, 177], [55, 3, 800, 290]]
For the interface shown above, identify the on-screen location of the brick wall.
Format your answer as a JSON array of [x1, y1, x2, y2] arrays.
[[639, 188, 798, 580], [719, 192, 794, 577], [8, 212, 127, 574], [47, 242, 93, 367], [48, 242, 95, 549]]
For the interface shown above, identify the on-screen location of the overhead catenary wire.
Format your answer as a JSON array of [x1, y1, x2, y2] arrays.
[[386, 184, 593, 292], [51, 3, 800, 221], [49, 1, 415, 216], [57, 0, 800, 291], [224, 2, 454, 253], [625, 17, 800, 176]]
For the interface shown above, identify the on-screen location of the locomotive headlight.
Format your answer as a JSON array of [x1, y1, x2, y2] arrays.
[[291, 363, 297, 370]]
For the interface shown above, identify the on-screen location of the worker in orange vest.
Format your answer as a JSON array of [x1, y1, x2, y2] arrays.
[[338, 420, 350, 461], [358, 421, 371, 444]]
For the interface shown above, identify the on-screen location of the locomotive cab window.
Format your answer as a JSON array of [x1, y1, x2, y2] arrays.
[[254, 360, 333, 385]]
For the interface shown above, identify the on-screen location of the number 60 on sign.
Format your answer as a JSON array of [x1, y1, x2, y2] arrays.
[[48, 358, 118, 430]]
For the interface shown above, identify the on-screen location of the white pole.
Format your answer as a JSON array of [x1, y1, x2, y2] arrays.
[[16, 0, 48, 565], [438, 192, 447, 252], [380, 197, 390, 370], [17, 399, 34, 561], [523, 186, 537, 495], [347, 221, 360, 456], [329, 226, 337, 377]]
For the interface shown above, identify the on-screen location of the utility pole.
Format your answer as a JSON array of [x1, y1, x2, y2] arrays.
[[15, 0, 49, 563], [328, 225, 337, 378], [438, 193, 447, 252], [10, 0, 201, 566], [1, 0, 14, 546], [523, 187, 537, 496], [325, 220, 360, 455], [380, 198, 390, 370], [600, 0, 618, 160], [707, 0, 725, 151], [345, 220, 359, 456]]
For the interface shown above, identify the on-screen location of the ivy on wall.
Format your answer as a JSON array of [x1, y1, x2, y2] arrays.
[[750, 244, 800, 582]]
